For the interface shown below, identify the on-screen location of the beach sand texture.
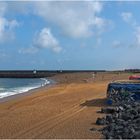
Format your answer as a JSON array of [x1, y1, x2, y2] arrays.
[[0, 72, 133, 139]]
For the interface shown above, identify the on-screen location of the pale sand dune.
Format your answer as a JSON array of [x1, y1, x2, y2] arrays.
[[0, 72, 133, 139]]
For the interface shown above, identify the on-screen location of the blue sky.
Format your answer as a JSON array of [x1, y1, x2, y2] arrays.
[[0, 1, 140, 70]]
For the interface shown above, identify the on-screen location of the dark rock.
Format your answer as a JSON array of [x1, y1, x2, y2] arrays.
[[133, 114, 140, 119], [105, 132, 114, 139], [114, 125, 124, 131], [96, 117, 106, 125], [101, 107, 118, 114], [134, 131, 140, 139], [106, 123, 116, 131], [115, 135, 122, 139], [118, 106, 124, 111], [121, 113, 132, 121], [94, 90, 140, 139], [135, 118, 140, 124], [102, 129, 108, 135], [96, 110, 102, 113], [136, 107, 140, 113], [134, 126, 140, 131], [106, 115, 113, 123], [117, 119, 125, 125], [90, 128, 97, 131], [98, 128, 104, 131], [129, 109, 138, 116]]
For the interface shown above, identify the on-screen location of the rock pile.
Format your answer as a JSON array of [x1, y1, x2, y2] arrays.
[[92, 92, 140, 139]]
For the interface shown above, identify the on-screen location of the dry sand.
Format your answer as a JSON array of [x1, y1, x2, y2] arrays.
[[0, 72, 133, 139]]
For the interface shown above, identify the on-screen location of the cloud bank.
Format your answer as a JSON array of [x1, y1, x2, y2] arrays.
[[33, 1, 108, 39], [0, 1, 113, 54], [4, 1, 109, 39]]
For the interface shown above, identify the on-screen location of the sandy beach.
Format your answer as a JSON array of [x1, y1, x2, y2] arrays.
[[0, 72, 132, 139]]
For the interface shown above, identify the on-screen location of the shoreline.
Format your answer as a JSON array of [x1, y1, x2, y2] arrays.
[[0, 78, 56, 103]]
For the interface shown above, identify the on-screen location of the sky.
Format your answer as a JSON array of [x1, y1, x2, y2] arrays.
[[0, 1, 140, 70]]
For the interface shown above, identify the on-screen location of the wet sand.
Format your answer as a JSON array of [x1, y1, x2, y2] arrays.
[[0, 72, 133, 139]]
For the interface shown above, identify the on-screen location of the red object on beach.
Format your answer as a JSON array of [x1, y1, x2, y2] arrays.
[[129, 75, 140, 80]]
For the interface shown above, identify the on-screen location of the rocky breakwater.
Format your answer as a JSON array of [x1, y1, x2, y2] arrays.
[[91, 92, 140, 139]]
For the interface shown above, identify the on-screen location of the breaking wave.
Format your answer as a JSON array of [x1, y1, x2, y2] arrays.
[[0, 78, 50, 99]]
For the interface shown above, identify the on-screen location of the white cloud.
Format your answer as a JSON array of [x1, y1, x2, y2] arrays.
[[34, 28, 62, 53], [135, 26, 140, 46], [33, 1, 109, 38], [0, 1, 111, 49], [121, 12, 137, 27], [0, 17, 19, 43], [0, 2, 7, 16], [19, 28, 62, 54], [0, 2, 19, 43], [19, 46, 38, 54], [6, 1, 32, 15], [121, 12, 133, 23], [121, 12, 140, 46], [0, 1, 111, 50], [112, 40, 122, 48]]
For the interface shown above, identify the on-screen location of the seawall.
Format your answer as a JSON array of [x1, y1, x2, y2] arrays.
[[0, 70, 106, 78]]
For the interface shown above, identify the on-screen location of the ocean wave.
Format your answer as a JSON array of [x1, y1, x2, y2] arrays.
[[0, 91, 16, 99], [0, 78, 50, 99], [0, 87, 5, 91]]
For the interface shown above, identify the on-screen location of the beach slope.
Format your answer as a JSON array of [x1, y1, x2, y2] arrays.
[[0, 72, 131, 139]]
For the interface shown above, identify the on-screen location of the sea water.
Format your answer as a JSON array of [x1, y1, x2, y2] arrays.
[[0, 78, 50, 99]]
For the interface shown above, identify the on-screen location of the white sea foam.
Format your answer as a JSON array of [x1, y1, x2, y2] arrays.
[[0, 87, 5, 91], [0, 78, 50, 99], [41, 78, 50, 86]]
